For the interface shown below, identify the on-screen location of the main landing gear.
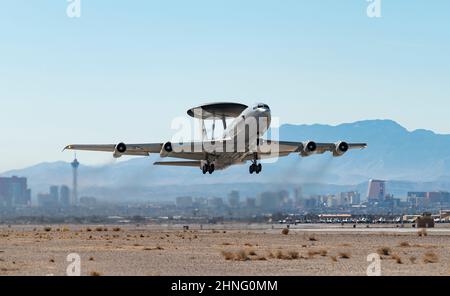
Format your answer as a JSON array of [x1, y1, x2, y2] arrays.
[[202, 163, 215, 175], [249, 161, 262, 175]]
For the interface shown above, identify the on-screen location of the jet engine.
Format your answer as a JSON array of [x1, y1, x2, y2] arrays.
[[333, 141, 349, 157], [300, 141, 317, 157], [160, 142, 173, 158], [113, 142, 127, 158]]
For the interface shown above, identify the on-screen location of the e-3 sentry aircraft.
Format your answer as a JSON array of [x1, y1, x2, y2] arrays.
[[64, 103, 367, 175]]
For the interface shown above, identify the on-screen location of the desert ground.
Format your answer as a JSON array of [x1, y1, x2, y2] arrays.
[[1, 223, 449, 276]]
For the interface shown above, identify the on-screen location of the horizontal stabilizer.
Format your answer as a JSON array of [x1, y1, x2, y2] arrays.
[[153, 161, 201, 167]]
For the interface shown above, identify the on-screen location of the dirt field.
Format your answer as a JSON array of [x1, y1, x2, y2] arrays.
[[1, 224, 449, 276]]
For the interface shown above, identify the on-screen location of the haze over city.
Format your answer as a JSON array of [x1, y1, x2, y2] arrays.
[[1, 1, 450, 172]]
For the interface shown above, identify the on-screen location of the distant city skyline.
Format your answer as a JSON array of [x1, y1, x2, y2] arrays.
[[1, 1, 449, 172]]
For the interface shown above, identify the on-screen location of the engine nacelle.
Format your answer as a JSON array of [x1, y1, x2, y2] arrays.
[[333, 141, 349, 157], [160, 142, 173, 158], [300, 141, 317, 157], [113, 142, 127, 158]]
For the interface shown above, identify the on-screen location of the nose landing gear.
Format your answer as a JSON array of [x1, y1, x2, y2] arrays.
[[249, 161, 262, 175]]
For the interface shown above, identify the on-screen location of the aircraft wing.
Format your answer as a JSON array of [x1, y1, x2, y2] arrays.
[[64, 143, 163, 156], [63, 141, 220, 160], [154, 161, 201, 167], [250, 140, 367, 160]]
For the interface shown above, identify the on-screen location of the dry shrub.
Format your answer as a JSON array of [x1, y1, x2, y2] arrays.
[[89, 257, 95, 261], [330, 256, 338, 262], [95, 227, 104, 232], [281, 228, 289, 235], [377, 247, 391, 256], [391, 254, 403, 264], [143, 246, 164, 251], [320, 250, 328, 257], [221, 251, 235, 261], [90, 271, 102, 276], [235, 250, 250, 261], [423, 252, 438, 264], [221, 242, 232, 246], [44, 227, 52, 232], [244, 243, 253, 247], [409, 256, 417, 264], [112, 227, 121, 232], [288, 251, 300, 259], [308, 235, 317, 241], [307, 250, 320, 258], [255, 256, 267, 261], [86, 228, 92, 232], [399, 242, 410, 247], [418, 229, 428, 237], [248, 250, 257, 256], [339, 252, 351, 259]]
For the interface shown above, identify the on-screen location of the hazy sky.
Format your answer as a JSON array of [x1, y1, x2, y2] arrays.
[[0, 1, 449, 172]]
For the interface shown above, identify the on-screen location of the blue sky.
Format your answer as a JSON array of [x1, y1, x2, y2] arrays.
[[0, 1, 449, 171]]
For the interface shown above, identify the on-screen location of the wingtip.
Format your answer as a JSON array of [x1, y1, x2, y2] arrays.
[[62, 145, 72, 152]]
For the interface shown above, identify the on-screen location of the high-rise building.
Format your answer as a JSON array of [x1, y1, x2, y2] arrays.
[[50, 185, 59, 201], [0, 176, 31, 207], [246, 197, 256, 208], [176, 196, 193, 208], [227, 191, 240, 208], [38, 186, 60, 207], [339, 191, 361, 206], [367, 179, 386, 201], [60, 185, 71, 207], [71, 158, 80, 205], [294, 186, 304, 207]]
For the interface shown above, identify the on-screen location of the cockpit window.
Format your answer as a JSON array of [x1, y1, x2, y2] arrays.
[[254, 104, 270, 110]]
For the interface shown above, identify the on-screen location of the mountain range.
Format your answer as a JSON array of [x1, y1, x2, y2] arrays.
[[2, 119, 450, 201]]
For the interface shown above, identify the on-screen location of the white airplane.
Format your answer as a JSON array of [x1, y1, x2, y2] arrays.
[[64, 102, 367, 175]]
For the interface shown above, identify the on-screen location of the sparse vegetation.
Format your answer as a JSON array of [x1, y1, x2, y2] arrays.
[[320, 250, 328, 257], [399, 241, 410, 247], [409, 256, 417, 264], [308, 235, 317, 241], [95, 227, 104, 232], [281, 228, 289, 235], [307, 250, 320, 258], [235, 250, 250, 261], [339, 252, 351, 259], [377, 247, 392, 256], [90, 271, 102, 276], [423, 252, 438, 264], [391, 254, 403, 264], [288, 251, 300, 259], [143, 246, 164, 251], [221, 251, 235, 261], [330, 256, 338, 262], [112, 227, 121, 232]]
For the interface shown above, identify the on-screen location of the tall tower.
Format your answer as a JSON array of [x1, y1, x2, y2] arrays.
[[71, 157, 80, 206]]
